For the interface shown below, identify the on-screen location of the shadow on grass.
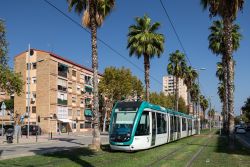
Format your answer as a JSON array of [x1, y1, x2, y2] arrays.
[[216, 134, 250, 156]]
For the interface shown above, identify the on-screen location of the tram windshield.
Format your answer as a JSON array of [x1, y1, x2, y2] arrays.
[[110, 102, 141, 142], [111, 110, 137, 135]]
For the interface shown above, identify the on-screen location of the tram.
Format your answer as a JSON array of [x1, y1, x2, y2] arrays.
[[109, 101, 196, 151]]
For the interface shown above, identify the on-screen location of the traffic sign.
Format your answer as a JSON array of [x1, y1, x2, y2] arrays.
[[1, 102, 6, 110]]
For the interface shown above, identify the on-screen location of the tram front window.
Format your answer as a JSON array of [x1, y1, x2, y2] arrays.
[[110, 110, 137, 142]]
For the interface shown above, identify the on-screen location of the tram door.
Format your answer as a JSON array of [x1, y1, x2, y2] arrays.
[[151, 112, 156, 146]]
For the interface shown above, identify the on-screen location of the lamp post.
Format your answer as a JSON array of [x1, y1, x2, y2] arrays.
[[194, 68, 206, 135]]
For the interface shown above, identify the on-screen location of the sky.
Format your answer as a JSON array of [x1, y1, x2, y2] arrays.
[[0, 0, 249, 115]]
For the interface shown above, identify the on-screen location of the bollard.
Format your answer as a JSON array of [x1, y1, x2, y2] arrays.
[[17, 131, 19, 144], [50, 132, 52, 139], [36, 132, 38, 142]]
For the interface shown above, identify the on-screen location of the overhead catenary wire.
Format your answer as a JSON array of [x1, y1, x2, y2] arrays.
[[159, 0, 207, 96], [42, 0, 162, 86]]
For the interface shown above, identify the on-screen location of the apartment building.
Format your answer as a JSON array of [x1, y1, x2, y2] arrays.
[[14, 49, 102, 134], [162, 75, 188, 105]]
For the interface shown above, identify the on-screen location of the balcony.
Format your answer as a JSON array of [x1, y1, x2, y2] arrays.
[[58, 85, 67, 92], [57, 99, 68, 105], [58, 71, 67, 78]]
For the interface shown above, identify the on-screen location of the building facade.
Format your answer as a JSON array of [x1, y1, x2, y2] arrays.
[[14, 49, 101, 134], [162, 75, 188, 105]]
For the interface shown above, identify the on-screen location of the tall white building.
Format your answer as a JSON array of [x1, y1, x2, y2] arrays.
[[162, 75, 188, 105]]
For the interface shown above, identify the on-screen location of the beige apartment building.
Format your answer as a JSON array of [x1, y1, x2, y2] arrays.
[[162, 75, 188, 105], [14, 49, 102, 134]]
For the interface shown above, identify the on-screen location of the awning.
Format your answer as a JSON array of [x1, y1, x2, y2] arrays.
[[85, 86, 93, 93], [84, 109, 93, 117], [58, 119, 72, 123]]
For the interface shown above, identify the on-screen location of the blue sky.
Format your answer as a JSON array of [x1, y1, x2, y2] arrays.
[[0, 0, 249, 115]]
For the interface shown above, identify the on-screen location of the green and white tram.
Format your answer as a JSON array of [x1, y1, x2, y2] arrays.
[[109, 101, 196, 151]]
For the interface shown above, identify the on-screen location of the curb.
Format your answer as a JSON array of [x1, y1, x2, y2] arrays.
[[235, 135, 250, 149]]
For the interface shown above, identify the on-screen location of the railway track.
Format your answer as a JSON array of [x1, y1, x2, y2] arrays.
[[145, 131, 215, 167]]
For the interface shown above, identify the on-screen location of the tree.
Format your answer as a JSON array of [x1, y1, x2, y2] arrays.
[[208, 20, 242, 134], [149, 92, 173, 109], [99, 67, 143, 131], [67, 0, 115, 149], [178, 97, 188, 114], [184, 66, 198, 114], [167, 50, 187, 111], [200, 95, 208, 129], [190, 83, 200, 117], [241, 97, 250, 122], [201, 0, 244, 141], [127, 15, 165, 102], [0, 20, 8, 66], [208, 108, 215, 127], [0, 20, 23, 96]]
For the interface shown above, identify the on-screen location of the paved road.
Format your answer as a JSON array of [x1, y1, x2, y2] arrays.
[[0, 134, 109, 160], [236, 131, 250, 148]]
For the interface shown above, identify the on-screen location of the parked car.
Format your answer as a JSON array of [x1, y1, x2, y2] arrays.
[[236, 127, 246, 134], [21, 125, 42, 135], [4, 125, 14, 134]]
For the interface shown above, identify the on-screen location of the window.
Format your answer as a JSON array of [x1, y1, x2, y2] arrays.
[[72, 96, 76, 103], [27, 77, 31, 84], [32, 63, 37, 69], [72, 70, 76, 77], [68, 109, 72, 116], [58, 78, 67, 91], [85, 76, 92, 85], [135, 111, 150, 136], [32, 106, 36, 113], [57, 92, 67, 105], [182, 118, 186, 131], [85, 122, 91, 128], [26, 106, 30, 112], [80, 98, 84, 104], [72, 122, 76, 129], [32, 77, 37, 84], [77, 85, 81, 93], [170, 115, 175, 132], [58, 63, 68, 78], [77, 110, 80, 116], [80, 73, 85, 81], [157, 113, 167, 134], [26, 63, 31, 70], [188, 119, 192, 130], [80, 124, 84, 129]]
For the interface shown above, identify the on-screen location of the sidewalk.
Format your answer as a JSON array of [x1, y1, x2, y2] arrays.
[[0, 130, 98, 146]]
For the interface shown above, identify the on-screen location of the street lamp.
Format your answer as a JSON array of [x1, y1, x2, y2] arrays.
[[194, 68, 206, 135]]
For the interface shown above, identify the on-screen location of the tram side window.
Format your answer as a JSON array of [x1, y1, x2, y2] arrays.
[[188, 119, 192, 130], [174, 116, 178, 132], [135, 111, 150, 136], [157, 113, 167, 134], [182, 118, 186, 131], [170, 116, 174, 132], [177, 117, 180, 132]]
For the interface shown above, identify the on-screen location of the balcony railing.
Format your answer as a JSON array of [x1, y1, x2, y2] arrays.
[[58, 71, 67, 78], [57, 99, 68, 105]]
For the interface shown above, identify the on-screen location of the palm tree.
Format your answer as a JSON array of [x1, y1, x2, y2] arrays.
[[167, 50, 187, 111], [127, 15, 165, 102], [200, 95, 208, 129], [184, 66, 198, 114], [67, 0, 115, 149], [208, 108, 215, 129], [201, 0, 244, 140], [208, 20, 242, 135], [190, 83, 200, 133]]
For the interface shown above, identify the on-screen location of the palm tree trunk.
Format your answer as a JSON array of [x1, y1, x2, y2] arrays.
[[90, 0, 100, 149], [144, 54, 150, 102], [187, 90, 190, 114], [176, 77, 179, 111], [223, 17, 234, 144], [222, 55, 228, 134]]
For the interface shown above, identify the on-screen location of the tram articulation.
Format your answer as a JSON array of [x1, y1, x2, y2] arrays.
[[109, 101, 197, 151]]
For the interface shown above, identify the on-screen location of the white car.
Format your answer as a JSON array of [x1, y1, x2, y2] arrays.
[[236, 127, 246, 134]]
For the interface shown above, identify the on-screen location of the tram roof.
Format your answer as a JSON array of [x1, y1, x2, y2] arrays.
[[142, 101, 193, 119]]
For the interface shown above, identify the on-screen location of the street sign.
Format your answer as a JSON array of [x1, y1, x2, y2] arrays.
[[1, 102, 6, 110], [0, 102, 6, 116]]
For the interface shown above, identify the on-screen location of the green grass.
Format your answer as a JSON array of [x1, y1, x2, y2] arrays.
[[0, 129, 249, 167]]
